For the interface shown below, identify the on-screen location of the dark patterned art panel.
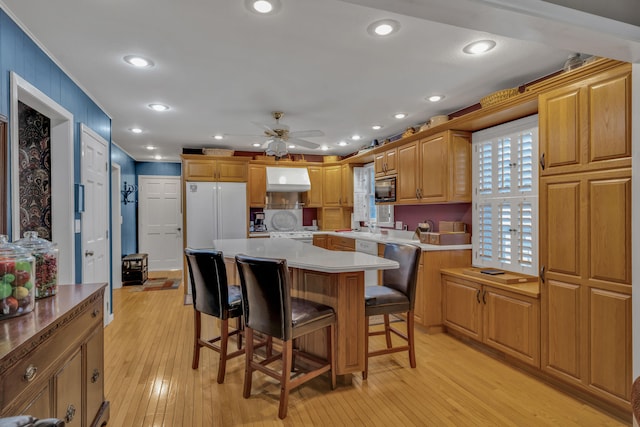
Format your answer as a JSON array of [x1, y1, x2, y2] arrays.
[[18, 101, 52, 240]]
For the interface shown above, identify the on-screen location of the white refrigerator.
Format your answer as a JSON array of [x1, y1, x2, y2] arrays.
[[185, 181, 247, 248]]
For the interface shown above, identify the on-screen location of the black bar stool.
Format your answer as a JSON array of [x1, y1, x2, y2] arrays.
[[235, 254, 336, 419], [363, 242, 421, 379]]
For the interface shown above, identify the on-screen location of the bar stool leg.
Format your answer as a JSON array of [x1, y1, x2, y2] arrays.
[[407, 311, 416, 368], [217, 318, 229, 384], [243, 328, 255, 398], [192, 311, 202, 369], [383, 314, 392, 348], [236, 317, 243, 350], [278, 340, 293, 419]]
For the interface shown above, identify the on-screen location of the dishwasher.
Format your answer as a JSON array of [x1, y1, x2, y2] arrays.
[[355, 239, 380, 285]]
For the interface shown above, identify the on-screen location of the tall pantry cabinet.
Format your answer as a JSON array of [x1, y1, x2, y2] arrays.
[[538, 63, 632, 413]]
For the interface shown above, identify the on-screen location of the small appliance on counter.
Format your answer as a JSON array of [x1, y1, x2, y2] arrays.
[[254, 212, 267, 232]]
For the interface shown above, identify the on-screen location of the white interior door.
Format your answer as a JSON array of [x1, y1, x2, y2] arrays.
[[81, 124, 109, 291], [138, 176, 183, 271]]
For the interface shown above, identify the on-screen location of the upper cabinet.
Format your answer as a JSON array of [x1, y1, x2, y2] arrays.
[[396, 130, 471, 204], [322, 165, 342, 206], [182, 156, 249, 182], [539, 64, 631, 176], [374, 147, 397, 177], [248, 164, 266, 207], [304, 166, 323, 208], [341, 164, 354, 207]]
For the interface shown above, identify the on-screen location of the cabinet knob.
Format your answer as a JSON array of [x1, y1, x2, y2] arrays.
[[91, 368, 101, 383], [476, 289, 481, 304], [85, 250, 94, 257], [540, 153, 546, 170], [92, 308, 100, 318], [65, 404, 76, 423], [23, 364, 38, 382], [482, 289, 487, 304], [540, 265, 546, 283]]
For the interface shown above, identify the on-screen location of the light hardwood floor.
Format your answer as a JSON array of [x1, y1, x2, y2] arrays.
[[104, 271, 629, 426]]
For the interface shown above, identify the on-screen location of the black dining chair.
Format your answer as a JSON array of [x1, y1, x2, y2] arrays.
[[363, 242, 421, 380], [235, 254, 337, 420], [184, 248, 245, 384]]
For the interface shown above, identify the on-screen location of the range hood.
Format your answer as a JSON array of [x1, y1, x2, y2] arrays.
[[266, 167, 311, 192]]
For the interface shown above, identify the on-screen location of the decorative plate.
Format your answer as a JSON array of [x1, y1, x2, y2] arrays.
[[270, 211, 298, 231]]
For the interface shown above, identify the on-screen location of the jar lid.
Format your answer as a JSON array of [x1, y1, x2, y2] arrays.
[[14, 231, 57, 250], [0, 234, 32, 258]]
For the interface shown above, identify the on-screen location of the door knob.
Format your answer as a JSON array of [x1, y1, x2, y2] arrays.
[[85, 250, 94, 257]]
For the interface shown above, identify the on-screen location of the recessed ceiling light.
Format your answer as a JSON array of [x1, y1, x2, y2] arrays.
[[338, 141, 348, 146], [213, 135, 223, 140], [394, 113, 407, 119], [146, 145, 155, 150], [123, 55, 154, 68], [351, 135, 361, 141], [372, 125, 383, 130], [427, 95, 445, 102], [367, 19, 400, 37], [321, 146, 329, 151], [130, 127, 143, 134], [148, 103, 169, 112], [246, 0, 281, 14], [252, 143, 261, 147], [289, 144, 296, 149], [154, 154, 162, 160], [463, 40, 496, 55]]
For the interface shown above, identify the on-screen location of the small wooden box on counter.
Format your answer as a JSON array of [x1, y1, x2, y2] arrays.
[[420, 232, 471, 245], [439, 221, 467, 232]]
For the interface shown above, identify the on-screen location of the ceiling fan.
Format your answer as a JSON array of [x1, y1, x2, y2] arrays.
[[252, 111, 324, 158]]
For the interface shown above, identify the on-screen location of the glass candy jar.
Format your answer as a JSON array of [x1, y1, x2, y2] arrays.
[[0, 235, 35, 319], [15, 231, 59, 299]]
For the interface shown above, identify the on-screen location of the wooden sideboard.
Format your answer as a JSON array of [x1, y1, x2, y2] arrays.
[[0, 283, 109, 427]]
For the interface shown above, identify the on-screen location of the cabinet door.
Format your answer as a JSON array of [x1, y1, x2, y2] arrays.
[[447, 131, 471, 202], [588, 287, 631, 402], [322, 166, 342, 206], [419, 134, 448, 202], [217, 160, 248, 182], [184, 160, 217, 181], [55, 349, 83, 427], [248, 164, 266, 207], [318, 207, 344, 230], [396, 141, 419, 203], [483, 288, 540, 367], [374, 153, 386, 177], [442, 276, 481, 340], [384, 149, 397, 175], [86, 329, 104, 426], [312, 234, 328, 249], [341, 164, 353, 207], [19, 384, 51, 419], [305, 166, 323, 207]]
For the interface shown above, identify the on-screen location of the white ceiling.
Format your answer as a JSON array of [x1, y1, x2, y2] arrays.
[[1, 0, 638, 162]]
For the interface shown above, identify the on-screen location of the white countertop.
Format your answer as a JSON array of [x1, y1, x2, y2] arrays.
[[212, 238, 398, 273], [323, 231, 473, 252]]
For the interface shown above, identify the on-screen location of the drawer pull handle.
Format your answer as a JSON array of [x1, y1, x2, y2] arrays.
[[65, 404, 76, 423], [23, 365, 38, 382], [91, 368, 100, 383], [92, 308, 100, 318]]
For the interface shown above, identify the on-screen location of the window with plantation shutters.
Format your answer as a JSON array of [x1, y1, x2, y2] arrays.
[[472, 115, 538, 276]]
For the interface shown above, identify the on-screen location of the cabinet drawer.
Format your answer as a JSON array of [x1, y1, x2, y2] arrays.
[[0, 297, 103, 413]]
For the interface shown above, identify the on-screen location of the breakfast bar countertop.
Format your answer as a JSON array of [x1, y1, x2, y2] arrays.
[[212, 238, 398, 273]]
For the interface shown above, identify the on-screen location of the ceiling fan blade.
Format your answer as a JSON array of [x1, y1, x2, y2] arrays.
[[289, 129, 324, 138], [288, 137, 319, 149], [251, 121, 276, 134], [261, 138, 275, 149]]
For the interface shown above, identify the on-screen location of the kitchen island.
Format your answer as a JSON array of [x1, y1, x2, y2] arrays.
[[212, 238, 398, 380]]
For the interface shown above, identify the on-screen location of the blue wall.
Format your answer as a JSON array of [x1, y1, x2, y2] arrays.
[[136, 161, 181, 177], [111, 144, 137, 256], [1, 9, 111, 283]]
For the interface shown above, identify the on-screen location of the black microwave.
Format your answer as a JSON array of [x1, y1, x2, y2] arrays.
[[375, 176, 396, 203]]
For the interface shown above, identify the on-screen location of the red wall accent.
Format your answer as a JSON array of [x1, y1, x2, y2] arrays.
[[393, 203, 472, 233]]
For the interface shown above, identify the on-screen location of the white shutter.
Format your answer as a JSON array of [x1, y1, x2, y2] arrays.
[[472, 115, 538, 276]]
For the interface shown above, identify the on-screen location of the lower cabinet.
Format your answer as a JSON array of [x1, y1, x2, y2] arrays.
[[0, 284, 109, 427], [442, 271, 540, 367]]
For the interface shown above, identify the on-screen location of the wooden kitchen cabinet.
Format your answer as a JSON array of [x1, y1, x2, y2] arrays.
[[326, 235, 355, 251], [317, 207, 349, 231], [539, 168, 632, 409], [538, 64, 631, 176], [312, 233, 328, 249], [396, 131, 471, 204], [182, 155, 249, 182], [341, 164, 354, 207], [322, 165, 342, 206], [304, 166, 323, 207], [0, 284, 109, 426], [374, 147, 397, 177], [248, 164, 266, 207], [441, 270, 540, 367]]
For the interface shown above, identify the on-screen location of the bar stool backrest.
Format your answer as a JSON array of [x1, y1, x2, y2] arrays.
[[184, 248, 230, 319], [381, 243, 421, 309], [235, 255, 292, 341]]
